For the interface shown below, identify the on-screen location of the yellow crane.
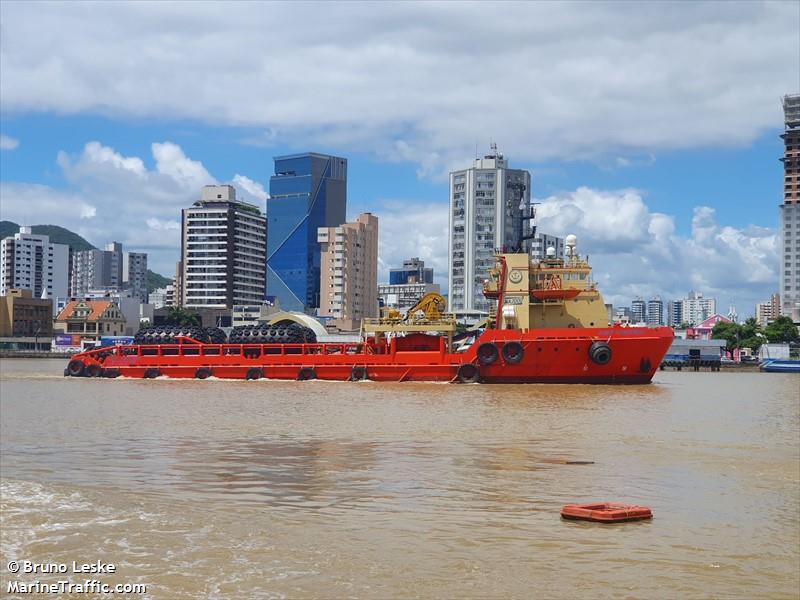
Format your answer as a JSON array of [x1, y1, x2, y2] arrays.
[[404, 292, 447, 322]]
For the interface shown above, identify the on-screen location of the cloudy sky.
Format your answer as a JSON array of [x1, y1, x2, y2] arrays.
[[1, 1, 798, 315]]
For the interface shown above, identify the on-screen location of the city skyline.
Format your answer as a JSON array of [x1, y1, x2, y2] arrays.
[[1, 2, 799, 316]]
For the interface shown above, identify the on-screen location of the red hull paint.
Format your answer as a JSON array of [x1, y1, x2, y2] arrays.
[[66, 326, 674, 384]]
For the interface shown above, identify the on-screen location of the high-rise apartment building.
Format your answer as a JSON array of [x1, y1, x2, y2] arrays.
[[682, 291, 716, 326], [317, 213, 378, 330], [448, 144, 531, 313], [666, 300, 683, 328], [646, 296, 664, 326], [181, 185, 266, 309], [780, 94, 800, 320], [71, 242, 147, 301], [631, 297, 646, 324], [1, 226, 69, 299], [530, 233, 565, 261], [123, 252, 148, 302], [755, 293, 781, 327], [267, 152, 347, 313]]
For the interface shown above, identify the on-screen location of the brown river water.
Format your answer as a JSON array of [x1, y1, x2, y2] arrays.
[[0, 358, 798, 599]]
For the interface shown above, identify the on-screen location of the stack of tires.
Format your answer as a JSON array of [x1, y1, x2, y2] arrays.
[[133, 326, 211, 345], [228, 323, 317, 344], [205, 327, 228, 344]]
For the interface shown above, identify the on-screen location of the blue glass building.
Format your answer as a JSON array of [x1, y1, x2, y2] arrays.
[[267, 153, 347, 312], [388, 257, 434, 285]]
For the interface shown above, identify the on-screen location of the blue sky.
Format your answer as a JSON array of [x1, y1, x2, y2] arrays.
[[2, 112, 786, 233], [0, 1, 797, 315]]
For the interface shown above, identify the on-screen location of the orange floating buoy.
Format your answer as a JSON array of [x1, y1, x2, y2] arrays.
[[561, 503, 653, 523]]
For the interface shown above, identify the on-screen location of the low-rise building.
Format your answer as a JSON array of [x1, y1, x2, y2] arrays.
[[150, 286, 170, 309], [0, 288, 53, 340], [687, 314, 731, 340], [378, 282, 441, 313], [54, 299, 127, 342]]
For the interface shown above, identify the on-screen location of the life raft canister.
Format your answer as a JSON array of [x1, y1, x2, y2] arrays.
[[561, 503, 653, 523]]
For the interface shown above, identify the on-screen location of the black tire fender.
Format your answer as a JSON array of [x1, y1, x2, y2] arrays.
[[143, 368, 160, 379], [502, 341, 524, 364], [85, 363, 102, 378], [456, 363, 480, 384], [246, 367, 263, 380], [297, 367, 316, 381], [588, 342, 612, 365], [476, 342, 499, 366], [350, 366, 367, 381], [67, 360, 85, 377], [195, 367, 212, 379]]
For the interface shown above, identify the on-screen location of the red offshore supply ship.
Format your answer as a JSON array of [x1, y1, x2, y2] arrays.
[[63, 236, 673, 384]]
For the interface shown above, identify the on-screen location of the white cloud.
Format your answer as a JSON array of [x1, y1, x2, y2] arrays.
[[535, 188, 778, 313], [232, 174, 268, 202], [0, 2, 796, 175], [0, 141, 265, 276], [0, 136, 778, 315], [372, 201, 450, 288], [0, 134, 19, 150], [152, 142, 215, 190], [375, 188, 778, 317]]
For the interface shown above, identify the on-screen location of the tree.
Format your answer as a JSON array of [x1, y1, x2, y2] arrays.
[[164, 306, 201, 327], [740, 317, 761, 341], [711, 321, 740, 354], [764, 316, 800, 343], [739, 336, 764, 352]]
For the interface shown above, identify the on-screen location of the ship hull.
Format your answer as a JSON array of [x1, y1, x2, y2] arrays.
[[65, 326, 674, 384]]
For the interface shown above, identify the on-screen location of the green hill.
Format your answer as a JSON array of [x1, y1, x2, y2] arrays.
[[0, 220, 95, 252], [1, 220, 172, 293]]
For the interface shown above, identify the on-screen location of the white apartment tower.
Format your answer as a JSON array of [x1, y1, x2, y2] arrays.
[[318, 212, 379, 330], [682, 291, 716, 326], [181, 185, 266, 309], [646, 296, 664, 326], [448, 144, 531, 313], [631, 298, 646, 324], [71, 242, 123, 296], [1, 226, 69, 299], [780, 94, 800, 320], [123, 252, 148, 302]]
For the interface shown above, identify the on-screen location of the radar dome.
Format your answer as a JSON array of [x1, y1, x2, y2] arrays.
[[546, 246, 556, 257], [565, 234, 577, 247]]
